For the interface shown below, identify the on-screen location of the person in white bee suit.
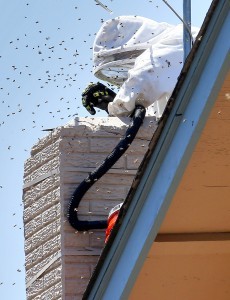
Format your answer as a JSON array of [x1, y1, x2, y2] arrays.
[[82, 15, 199, 118], [80, 16, 199, 239]]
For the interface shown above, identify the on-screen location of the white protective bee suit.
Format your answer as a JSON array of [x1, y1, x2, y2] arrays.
[[93, 16, 199, 118]]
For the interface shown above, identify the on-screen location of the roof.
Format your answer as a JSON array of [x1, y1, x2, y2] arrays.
[[83, 0, 230, 298], [129, 71, 230, 300]]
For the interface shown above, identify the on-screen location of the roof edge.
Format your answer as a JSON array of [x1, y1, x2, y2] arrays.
[[84, 1, 230, 299]]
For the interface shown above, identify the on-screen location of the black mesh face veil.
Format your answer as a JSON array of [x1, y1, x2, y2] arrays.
[[94, 50, 145, 86]]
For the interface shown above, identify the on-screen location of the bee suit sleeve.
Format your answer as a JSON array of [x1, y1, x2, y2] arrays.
[[93, 16, 199, 117]]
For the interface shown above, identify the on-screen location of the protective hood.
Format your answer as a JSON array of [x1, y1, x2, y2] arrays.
[[93, 16, 174, 86]]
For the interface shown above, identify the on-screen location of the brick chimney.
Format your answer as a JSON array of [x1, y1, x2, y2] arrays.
[[23, 116, 156, 299]]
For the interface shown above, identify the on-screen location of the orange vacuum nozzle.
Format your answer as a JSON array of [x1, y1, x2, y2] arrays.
[[105, 203, 123, 243]]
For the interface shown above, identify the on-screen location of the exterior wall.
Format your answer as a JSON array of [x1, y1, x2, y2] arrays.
[[23, 116, 156, 299]]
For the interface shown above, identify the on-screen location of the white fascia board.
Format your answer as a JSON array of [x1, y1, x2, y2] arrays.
[[88, 2, 230, 300]]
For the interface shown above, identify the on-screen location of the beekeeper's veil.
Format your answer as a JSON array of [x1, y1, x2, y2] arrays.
[[93, 16, 173, 86]]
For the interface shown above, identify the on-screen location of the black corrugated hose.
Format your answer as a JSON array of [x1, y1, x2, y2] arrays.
[[67, 105, 146, 231]]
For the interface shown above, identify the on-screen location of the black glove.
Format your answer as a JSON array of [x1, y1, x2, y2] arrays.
[[82, 82, 116, 115]]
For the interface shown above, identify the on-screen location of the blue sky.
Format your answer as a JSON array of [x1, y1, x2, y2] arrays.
[[0, 0, 212, 299]]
